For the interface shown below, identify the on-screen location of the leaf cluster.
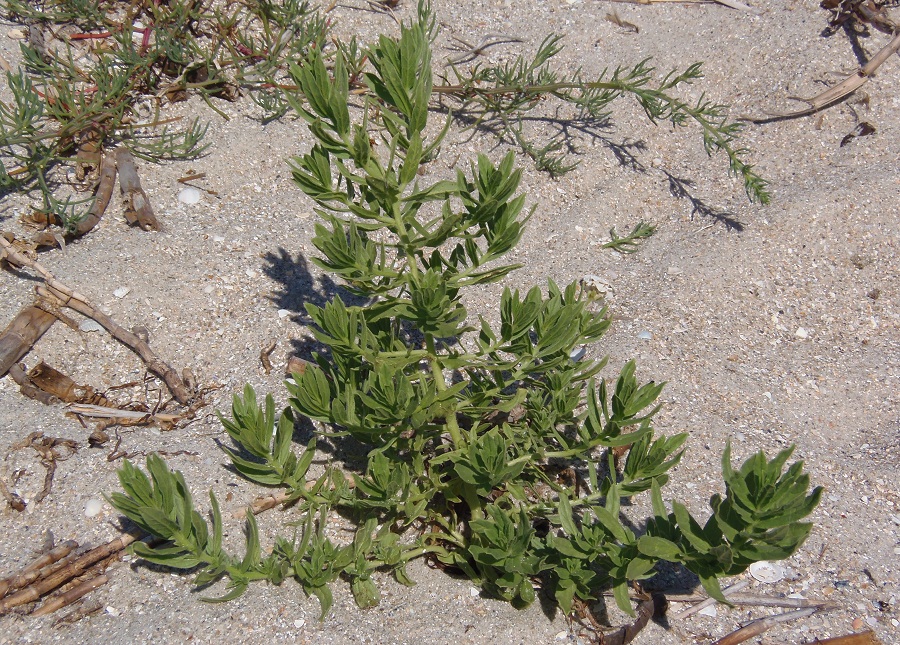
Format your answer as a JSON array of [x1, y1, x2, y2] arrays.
[[109, 5, 815, 630]]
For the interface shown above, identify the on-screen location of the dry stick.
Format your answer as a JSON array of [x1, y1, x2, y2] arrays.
[[36, 285, 191, 404], [671, 580, 749, 620], [0, 533, 138, 613], [0, 304, 57, 377], [668, 592, 834, 610], [66, 402, 183, 423], [0, 540, 78, 600], [31, 574, 108, 617], [712, 607, 819, 645], [0, 238, 191, 403], [115, 148, 159, 231], [761, 29, 900, 119]]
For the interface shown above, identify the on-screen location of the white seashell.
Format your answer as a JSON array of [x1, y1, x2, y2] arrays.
[[85, 499, 104, 517], [749, 561, 785, 583], [178, 186, 202, 205]]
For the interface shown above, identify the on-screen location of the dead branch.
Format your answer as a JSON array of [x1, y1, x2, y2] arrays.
[[712, 607, 820, 645], [115, 148, 159, 231], [0, 532, 138, 614], [0, 540, 78, 600], [260, 341, 276, 374], [671, 580, 749, 620], [0, 304, 57, 377]]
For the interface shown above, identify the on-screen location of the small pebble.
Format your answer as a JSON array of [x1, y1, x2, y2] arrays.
[[79, 319, 104, 333], [178, 186, 202, 205], [865, 617, 878, 627], [113, 286, 130, 299], [795, 327, 809, 339], [7, 28, 27, 39], [852, 617, 864, 630], [637, 330, 653, 341], [469, 587, 480, 597], [554, 631, 569, 641], [293, 619, 305, 629], [698, 605, 717, 617], [85, 499, 104, 517], [277, 309, 290, 319], [569, 346, 586, 362]]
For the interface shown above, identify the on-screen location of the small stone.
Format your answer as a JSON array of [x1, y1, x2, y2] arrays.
[[277, 309, 290, 319], [569, 346, 586, 362], [85, 499, 104, 517], [637, 330, 653, 341], [469, 587, 480, 597], [7, 28, 27, 39], [865, 616, 878, 628], [293, 619, 305, 629], [79, 319, 104, 333], [795, 327, 809, 339], [852, 617, 864, 630], [113, 286, 130, 299], [212, 235, 226, 243], [105, 606, 120, 617], [554, 631, 569, 641], [698, 605, 717, 617], [178, 186, 202, 205]]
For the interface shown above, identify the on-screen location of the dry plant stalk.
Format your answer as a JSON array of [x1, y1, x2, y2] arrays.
[[31, 575, 108, 616], [1, 235, 191, 402], [712, 607, 820, 645], [0, 540, 78, 600], [0, 533, 138, 614], [763, 29, 900, 119], [671, 580, 749, 620], [8, 363, 59, 404], [115, 148, 159, 231]]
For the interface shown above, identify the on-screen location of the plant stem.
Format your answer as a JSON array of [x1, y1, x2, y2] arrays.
[[425, 334, 463, 448]]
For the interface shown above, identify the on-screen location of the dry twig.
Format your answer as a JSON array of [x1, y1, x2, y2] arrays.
[[712, 607, 822, 645], [671, 580, 749, 620]]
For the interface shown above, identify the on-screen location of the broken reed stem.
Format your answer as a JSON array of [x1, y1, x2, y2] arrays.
[[667, 591, 834, 610], [0, 533, 138, 614], [671, 580, 749, 620], [31, 575, 108, 617], [603, 592, 666, 645], [809, 630, 883, 645], [712, 607, 819, 645], [0, 540, 79, 599]]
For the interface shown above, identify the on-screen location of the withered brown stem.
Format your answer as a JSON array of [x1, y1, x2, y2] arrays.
[[115, 148, 159, 231]]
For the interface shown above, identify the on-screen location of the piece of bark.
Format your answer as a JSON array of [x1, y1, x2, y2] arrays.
[[0, 305, 57, 377], [115, 148, 159, 231], [8, 363, 59, 404]]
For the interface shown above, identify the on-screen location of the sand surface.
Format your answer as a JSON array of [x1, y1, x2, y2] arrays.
[[0, 1, 898, 643]]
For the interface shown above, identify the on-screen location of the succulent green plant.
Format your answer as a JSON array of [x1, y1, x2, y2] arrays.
[[109, 7, 819, 632]]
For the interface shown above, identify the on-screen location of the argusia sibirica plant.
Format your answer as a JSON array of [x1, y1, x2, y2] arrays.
[[110, 9, 820, 623]]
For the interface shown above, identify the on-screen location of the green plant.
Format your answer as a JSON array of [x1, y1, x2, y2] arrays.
[[109, 8, 819, 632]]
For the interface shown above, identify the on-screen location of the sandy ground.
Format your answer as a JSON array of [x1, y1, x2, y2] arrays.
[[0, 0, 898, 643]]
